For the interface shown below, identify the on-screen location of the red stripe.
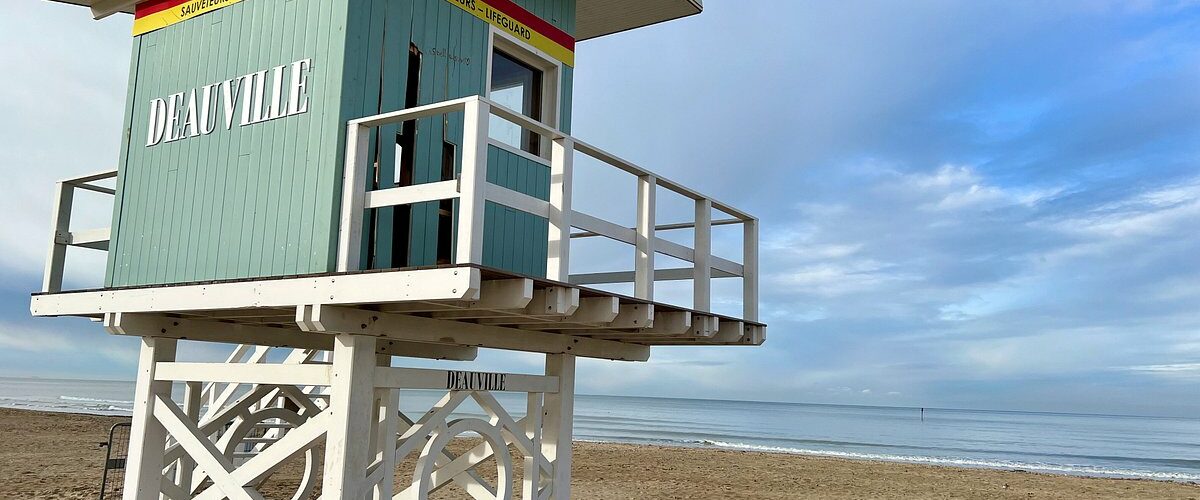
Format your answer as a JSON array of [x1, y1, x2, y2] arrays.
[[135, 0, 189, 18], [482, 0, 574, 51]]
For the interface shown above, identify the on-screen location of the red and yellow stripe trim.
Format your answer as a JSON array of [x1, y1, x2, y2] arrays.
[[133, 0, 244, 36], [445, 0, 575, 67]]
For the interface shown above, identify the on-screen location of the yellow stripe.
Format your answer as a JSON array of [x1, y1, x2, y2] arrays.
[[133, 0, 245, 36], [445, 0, 575, 67]]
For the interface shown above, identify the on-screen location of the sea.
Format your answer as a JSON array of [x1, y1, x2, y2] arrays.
[[2, 376, 1197, 482]]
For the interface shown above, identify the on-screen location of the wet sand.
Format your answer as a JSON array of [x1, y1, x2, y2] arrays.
[[1, 407, 1196, 499]]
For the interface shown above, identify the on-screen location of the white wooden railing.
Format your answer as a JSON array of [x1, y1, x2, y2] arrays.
[[41, 169, 116, 293], [338, 95, 760, 321]]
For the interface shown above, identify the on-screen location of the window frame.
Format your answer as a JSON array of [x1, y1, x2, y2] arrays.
[[486, 26, 562, 159]]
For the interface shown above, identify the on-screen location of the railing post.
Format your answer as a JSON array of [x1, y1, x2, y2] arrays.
[[337, 122, 371, 272], [456, 98, 490, 266], [693, 198, 712, 311], [743, 218, 759, 322], [42, 181, 73, 293], [635, 175, 656, 301], [547, 137, 574, 281]]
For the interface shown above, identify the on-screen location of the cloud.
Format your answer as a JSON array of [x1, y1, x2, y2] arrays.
[[0, 322, 75, 352], [1123, 363, 1200, 380]]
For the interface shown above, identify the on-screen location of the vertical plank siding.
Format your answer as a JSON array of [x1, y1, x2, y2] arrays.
[[484, 145, 551, 277], [107, 0, 575, 286], [108, 0, 355, 286]]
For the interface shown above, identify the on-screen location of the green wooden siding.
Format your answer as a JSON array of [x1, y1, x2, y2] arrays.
[[395, 0, 574, 277], [483, 145, 550, 276], [401, 0, 491, 267], [107, 0, 359, 287], [106, 0, 575, 286]]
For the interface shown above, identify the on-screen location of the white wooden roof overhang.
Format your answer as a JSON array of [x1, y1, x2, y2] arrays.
[[49, 0, 703, 41]]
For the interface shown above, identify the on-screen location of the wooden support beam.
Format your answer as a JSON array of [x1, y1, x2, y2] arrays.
[[364, 180, 459, 209], [376, 278, 532, 315], [582, 312, 697, 339], [373, 366, 558, 393], [711, 320, 746, 343], [123, 337, 176, 500], [639, 311, 690, 335], [372, 355, 398, 500], [477, 296, 619, 327], [569, 267, 737, 285], [485, 183, 551, 218], [692, 314, 719, 338], [32, 267, 482, 317], [58, 227, 110, 250], [530, 286, 580, 316], [299, 305, 649, 362], [322, 334, 377, 498], [105, 313, 477, 361], [542, 354, 575, 500], [526, 303, 654, 331], [153, 362, 331, 387], [175, 381, 202, 495]]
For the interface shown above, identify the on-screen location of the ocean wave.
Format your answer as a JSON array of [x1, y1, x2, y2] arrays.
[[59, 395, 134, 405], [694, 440, 1200, 481]]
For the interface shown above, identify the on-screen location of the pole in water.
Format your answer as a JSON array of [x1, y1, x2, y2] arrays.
[[920, 407, 924, 421]]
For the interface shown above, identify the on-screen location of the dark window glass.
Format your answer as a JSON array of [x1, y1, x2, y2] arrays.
[[489, 49, 543, 155]]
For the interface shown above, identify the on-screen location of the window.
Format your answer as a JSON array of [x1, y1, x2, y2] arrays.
[[489, 49, 543, 155]]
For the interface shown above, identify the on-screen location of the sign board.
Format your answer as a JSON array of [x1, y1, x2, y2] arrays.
[[133, 0, 245, 36], [445, 0, 575, 66]]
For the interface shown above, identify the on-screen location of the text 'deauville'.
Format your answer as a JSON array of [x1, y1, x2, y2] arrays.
[[145, 58, 312, 147], [446, 370, 508, 391]]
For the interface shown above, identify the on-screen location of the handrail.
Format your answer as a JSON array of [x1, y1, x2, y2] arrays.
[[339, 96, 760, 321], [42, 169, 117, 293]]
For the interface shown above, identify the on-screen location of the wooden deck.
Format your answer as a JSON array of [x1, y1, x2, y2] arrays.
[[31, 264, 765, 362]]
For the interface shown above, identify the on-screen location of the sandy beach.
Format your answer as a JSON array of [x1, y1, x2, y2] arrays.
[[1, 407, 1196, 499]]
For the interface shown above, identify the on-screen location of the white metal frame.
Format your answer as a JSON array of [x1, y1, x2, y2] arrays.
[[335, 95, 760, 321]]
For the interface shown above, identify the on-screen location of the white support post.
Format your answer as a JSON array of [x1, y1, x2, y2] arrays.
[[456, 98, 490, 266], [123, 337, 178, 500], [372, 354, 398, 500], [322, 334, 378, 499], [338, 122, 371, 272], [547, 137, 574, 281], [693, 198, 712, 312], [541, 354, 575, 500], [42, 181, 73, 293], [522, 392, 543, 500], [635, 175, 656, 301], [175, 381, 202, 495], [743, 218, 759, 322]]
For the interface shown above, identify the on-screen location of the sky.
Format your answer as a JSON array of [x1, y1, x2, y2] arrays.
[[1, 1, 1199, 417]]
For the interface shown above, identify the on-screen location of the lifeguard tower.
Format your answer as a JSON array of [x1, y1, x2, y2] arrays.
[[34, 0, 763, 498]]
